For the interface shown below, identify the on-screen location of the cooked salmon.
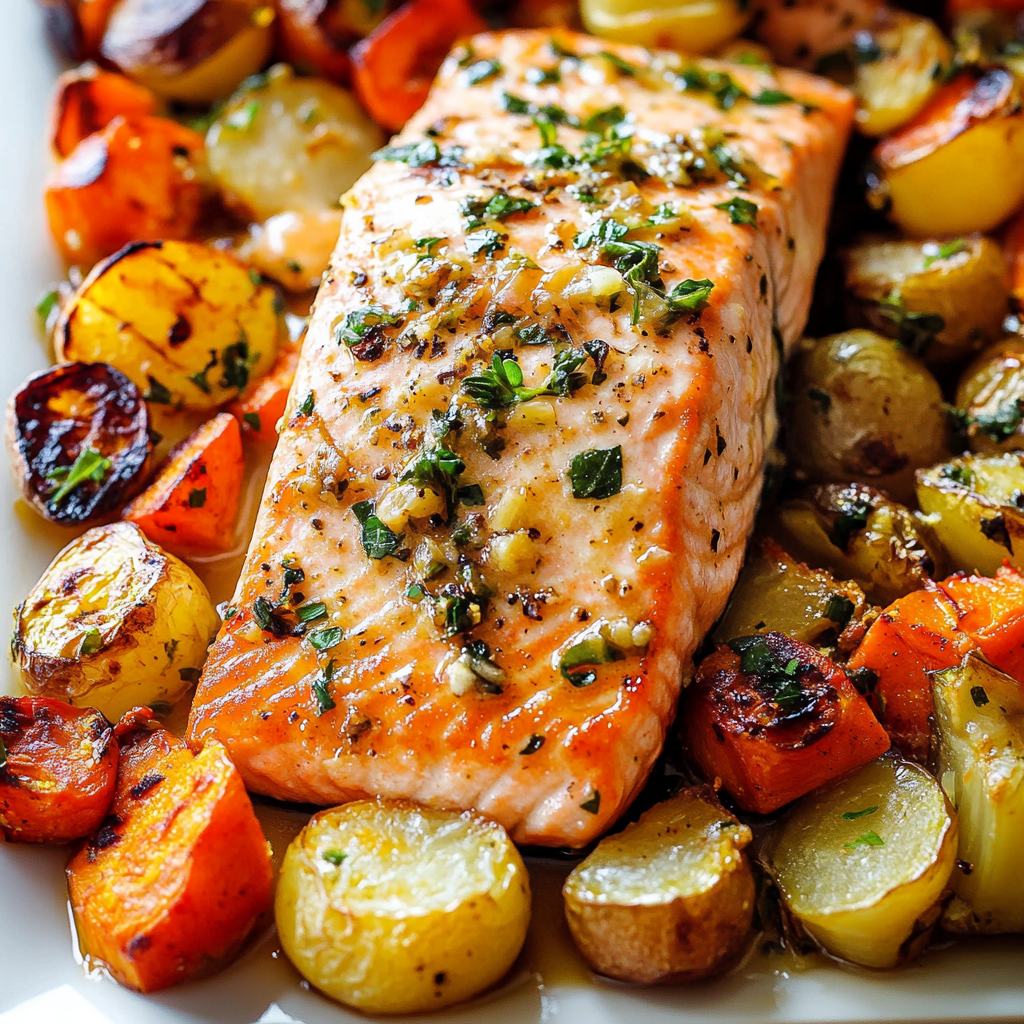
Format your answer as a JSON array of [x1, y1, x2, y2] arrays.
[[187, 30, 853, 847]]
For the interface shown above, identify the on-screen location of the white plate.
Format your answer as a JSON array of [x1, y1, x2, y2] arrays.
[[1, 4, 1022, 1021]]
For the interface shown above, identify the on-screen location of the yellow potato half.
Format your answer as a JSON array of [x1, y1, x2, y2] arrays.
[[13, 522, 219, 721], [56, 240, 282, 412], [275, 800, 531, 1014], [581, 0, 749, 54], [956, 336, 1024, 453], [563, 788, 754, 983]]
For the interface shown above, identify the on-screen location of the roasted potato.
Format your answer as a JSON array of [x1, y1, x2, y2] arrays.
[[751, 0, 885, 71], [56, 240, 282, 412], [843, 235, 1008, 365], [870, 69, 1024, 237], [0, 697, 117, 844], [785, 329, 950, 503], [933, 652, 1024, 935], [101, 0, 276, 104], [764, 752, 958, 969], [68, 722, 274, 992], [206, 65, 383, 221], [275, 800, 531, 1014], [511, 0, 583, 29], [276, 0, 391, 80], [13, 522, 220, 722], [563, 788, 754, 984], [713, 538, 866, 645], [45, 115, 205, 267], [956, 336, 1024, 452], [686, 633, 890, 815], [237, 209, 344, 292], [580, 0, 750, 54], [6, 361, 152, 526], [916, 452, 1024, 576], [124, 412, 244, 554], [767, 483, 944, 606]]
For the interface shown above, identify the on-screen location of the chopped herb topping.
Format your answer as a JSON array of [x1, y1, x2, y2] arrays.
[[456, 483, 485, 506], [336, 305, 402, 346], [352, 499, 403, 559], [580, 791, 601, 814], [531, 116, 575, 169], [751, 88, 796, 105], [727, 635, 809, 713], [877, 293, 944, 358], [297, 391, 315, 416], [298, 602, 328, 623], [225, 101, 260, 130], [715, 196, 759, 227], [399, 443, 465, 522], [372, 139, 464, 167], [311, 659, 337, 715], [188, 487, 206, 508], [974, 400, 1024, 442], [462, 349, 588, 410], [830, 498, 872, 551], [520, 734, 545, 755], [460, 639, 505, 693], [923, 238, 966, 269], [844, 830, 884, 850], [219, 337, 258, 391], [943, 463, 975, 488], [971, 685, 990, 707], [322, 848, 347, 865], [598, 50, 637, 75], [465, 228, 506, 257], [309, 626, 343, 651], [569, 445, 623, 500], [841, 805, 879, 821], [47, 447, 112, 505], [36, 289, 60, 325], [461, 189, 535, 229], [79, 627, 103, 657], [527, 65, 561, 85], [559, 635, 625, 687], [825, 594, 855, 629], [463, 58, 502, 85], [144, 376, 173, 405], [676, 66, 747, 109]]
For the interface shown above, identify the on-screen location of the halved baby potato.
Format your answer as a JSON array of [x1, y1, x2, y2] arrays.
[[12, 522, 220, 722], [206, 65, 383, 221], [56, 240, 282, 412], [843, 234, 1008, 365], [956, 336, 1024, 452], [562, 788, 755, 983], [580, 0, 750, 54], [275, 800, 531, 1014], [916, 452, 1024, 576], [764, 753, 958, 969], [101, 0, 276, 103], [237, 208, 344, 292], [933, 652, 1024, 935]]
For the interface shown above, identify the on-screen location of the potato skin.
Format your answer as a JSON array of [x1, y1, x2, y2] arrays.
[[563, 788, 754, 984], [0, 697, 117, 844], [275, 800, 531, 1014], [580, 0, 749, 54], [956, 336, 1024, 453]]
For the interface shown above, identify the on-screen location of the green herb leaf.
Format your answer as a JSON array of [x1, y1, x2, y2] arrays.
[[726, 635, 810, 713], [145, 376, 173, 404], [598, 50, 636, 75], [47, 447, 112, 505], [715, 196, 759, 227], [298, 602, 328, 623], [352, 500, 402, 559], [974, 400, 1024, 442], [309, 626, 343, 651], [456, 483, 485, 506], [877, 293, 945, 358], [225, 101, 260, 130], [312, 659, 337, 715], [463, 58, 502, 85], [460, 189, 535, 230], [841, 805, 879, 821], [36, 289, 60, 325], [580, 105, 626, 132], [188, 487, 207, 508], [372, 139, 464, 167], [666, 278, 714, 313], [465, 228, 506, 257], [971, 685, 990, 707], [526, 65, 561, 85], [843, 830, 884, 849], [336, 305, 402, 346], [830, 498, 872, 551], [79, 627, 103, 657], [559, 635, 625, 686], [825, 594, 855, 628], [569, 446, 622, 500], [322, 848, 347, 865], [298, 391, 315, 416], [580, 791, 601, 814], [399, 443, 466, 521], [752, 89, 795, 105], [923, 238, 966, 269]]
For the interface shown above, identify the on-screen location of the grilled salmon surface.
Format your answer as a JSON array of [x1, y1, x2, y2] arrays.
[[188, 30, 853, 846]]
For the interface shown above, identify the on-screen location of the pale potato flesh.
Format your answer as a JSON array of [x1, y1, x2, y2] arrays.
[[580, 0, 749, 54]]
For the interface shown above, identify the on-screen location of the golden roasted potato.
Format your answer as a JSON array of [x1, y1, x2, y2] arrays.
[[870, 69, 1024, 237], [916, 452, 1024, 576], [12, 522, 220, 722], [237, 209, 344, 292], [275, 800, 531, 1014], [785, 329, 950, 503], [206, 65, 383, 221], [713, 538, 866, 645], [767, 483, 945, 606], [764, 753, 958, 969], [843, 234, 1008, 365], [580, 0, 750, 54], [956, 336, 1024, 452], [933, 652, 1024, 935], [55, 240, 282, 412], [101, 0, 276, 103], [563, 788, 754, 983]]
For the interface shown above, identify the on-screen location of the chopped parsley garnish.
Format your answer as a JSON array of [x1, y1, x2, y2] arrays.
[[825, 594, 855, 629], [580, 791, 601, 814], [500, 92, 574, 124], [309, 626, 343, 651], [79, 627, 103, 657], [971, 685, 990, 707], [372, 139, 464, 167], [399, 443, 465, 522], [666, 278, 714, 313], [943, 463, 975, 487], [527, 65, 561, 85], [144, 376, 173, 404], [841, 805, 879, 821], [465, 228, 506, 257], [715, 196, 759, 227], [568, 445, 623, 500], [829, 498, 872, 551], [520, 734, 545, 755], [352, 499, 403, 559], [877, 293, 944, 358], [463, 58, 502, 85], [460, 189, 535, 229], [47, 447, 112, 505], [297, 390, 315, 416], [225, 101, 260, 130], [923, 238, 966, 268], [460, 639, 505, 694], [752, 89, 796, 105], [676, 66, 747, 109], [727, 635, 809, 713], [311, 659, 337, 715], [336, 306, 402, 347], [974, 400, 1024, 442], [219, 336, 258, 391], [598, 50, 636, 75], [298, 602, 328, 623], [462, 349, 588, 410], [559, 635, 625, 687], [581, 105, 626, 132], [35, 289, 60, 325], [456, 483, 485, 506], [188, 487, 206, 508], [531, 116, 575, 169], [843, 830, 884, 850], [322, 848, 347, 865]]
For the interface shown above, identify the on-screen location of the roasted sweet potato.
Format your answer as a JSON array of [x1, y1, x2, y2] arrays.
[[45, 115, 205, 268], [0, 697, 117, 844], [50, 64, 160, 158], [124, 413, 244, 554], [276, 0, 391, 79], [5, 361, 152, 526], [685, 633, 890, 815], [67, 723, 274, 993], [229, 343, 300, 444], [350, 0, 488, 131]]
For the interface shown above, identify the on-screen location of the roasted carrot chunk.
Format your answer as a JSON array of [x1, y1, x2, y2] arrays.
[[124, 412, 243, 554], [229, 343, 300, 444], [67, 723, 273, 993], [45, 115, 204, 267], [0, 697, 117, 844], [685, 633, 890, 815], [351, 0, 488, 131], [51, 65, 159, 158]]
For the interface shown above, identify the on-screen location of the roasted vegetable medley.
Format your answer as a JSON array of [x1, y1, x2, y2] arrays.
[[4, 0, 1024, 1014]]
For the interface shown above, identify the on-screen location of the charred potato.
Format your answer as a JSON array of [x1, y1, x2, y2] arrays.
[[843, 235, 1008, 365], [767, 483, 944, 606], [785, 329, 950, 503], [933, 652, 1024, 935], [276, 0, 390, 79], [580, 0, 750, 54], [56, 240, 282, 412], [916, 452, 1024, 576], [563, 788, 754, 984], [6, 362, 152, 526], [275, 800, 531, 1014], [0, 697, 117, 844], [713, 538, 866, 645], [13, 522, 220, 722], [101, 0, 276, 104], [956, 336, 1024, 452], [764, 753, 958, 969], [206, 64, 383, 221]]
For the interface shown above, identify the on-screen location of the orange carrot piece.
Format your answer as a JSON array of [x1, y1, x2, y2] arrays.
[[45, 114, 204, 268], [78, 0, 121, 57], [229, 344, 300, 444], [124, 412, 243, 554], [0, 697, 117, 844], [50, 65, 159, 158], [1004, 208, 1024, 305], [275, 0, 366, 81], [685, 633, 890, 815], [351, 0, 488, 131]]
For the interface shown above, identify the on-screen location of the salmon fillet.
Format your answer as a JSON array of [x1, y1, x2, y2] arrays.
[[187, 30, 853, 847]]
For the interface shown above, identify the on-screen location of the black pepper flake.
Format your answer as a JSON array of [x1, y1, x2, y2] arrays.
[[711, 528, 721, 553], [357, 386, 382, 402]]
